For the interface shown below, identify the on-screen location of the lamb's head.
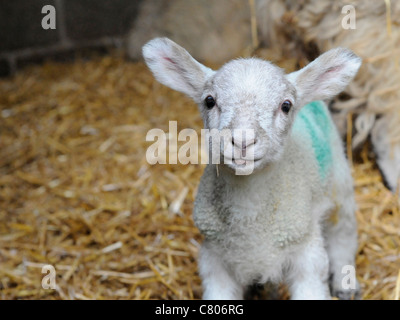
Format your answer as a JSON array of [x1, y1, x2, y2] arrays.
[[143, 38, 361, 174]]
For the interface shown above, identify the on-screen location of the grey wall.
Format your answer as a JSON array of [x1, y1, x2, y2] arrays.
[[0, 0, 143, 76]]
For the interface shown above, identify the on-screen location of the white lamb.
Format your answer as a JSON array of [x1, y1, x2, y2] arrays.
[[143, 38, 362, 300]]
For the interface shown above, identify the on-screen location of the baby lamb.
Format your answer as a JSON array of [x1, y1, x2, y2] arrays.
[[143, 38, 362, 300]]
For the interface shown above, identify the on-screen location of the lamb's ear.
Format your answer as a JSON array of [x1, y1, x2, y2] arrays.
[[142, 38, 214, 102], [287, 48, 361, 106]]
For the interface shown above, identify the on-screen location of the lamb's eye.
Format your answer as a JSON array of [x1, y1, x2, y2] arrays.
[[281, 100, 292, 114], [205, 95, 216, 109]]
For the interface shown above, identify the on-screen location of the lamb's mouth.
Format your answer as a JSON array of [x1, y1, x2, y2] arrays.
[[233, 159, 253, 166], [223, 158, 263, 171], [230, 157, 262, 165]]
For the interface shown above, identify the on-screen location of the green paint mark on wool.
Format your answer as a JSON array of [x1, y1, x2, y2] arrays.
[[293, 101, 333, 179]]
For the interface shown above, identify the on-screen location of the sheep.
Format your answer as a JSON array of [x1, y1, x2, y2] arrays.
[[127, 0, 252, 66], [256, 0, 400, 193], [142, 37, 361, 300]]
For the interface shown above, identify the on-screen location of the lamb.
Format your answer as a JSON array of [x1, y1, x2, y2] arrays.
[[142, 37, 362, 300]]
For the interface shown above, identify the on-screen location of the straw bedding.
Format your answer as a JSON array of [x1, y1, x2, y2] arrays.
[[0, 53, 399, 300]]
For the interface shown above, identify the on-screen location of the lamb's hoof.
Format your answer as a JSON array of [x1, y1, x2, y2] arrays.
[[245, 282, 280, 300], [331, 280, 361, 300]]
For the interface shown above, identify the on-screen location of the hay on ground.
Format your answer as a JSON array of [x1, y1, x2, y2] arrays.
[[0, 53, 399, 299]]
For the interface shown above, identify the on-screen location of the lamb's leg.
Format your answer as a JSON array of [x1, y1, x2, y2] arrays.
[[287, 233, 331, 300], [199, 242, 244, 300], [325, 196, 360, 300]]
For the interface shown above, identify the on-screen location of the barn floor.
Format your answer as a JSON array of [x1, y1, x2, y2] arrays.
[[0, 53, 399, 300]]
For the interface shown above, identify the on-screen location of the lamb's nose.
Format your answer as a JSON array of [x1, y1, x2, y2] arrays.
[[232, 135, 256, 157], [232, 138, 256, 149]]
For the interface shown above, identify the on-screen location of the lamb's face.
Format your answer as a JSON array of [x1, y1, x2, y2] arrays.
[[200, 58, 297, 173]]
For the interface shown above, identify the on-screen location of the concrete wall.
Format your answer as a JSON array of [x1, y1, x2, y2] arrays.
[[0, 0, 143, 76]]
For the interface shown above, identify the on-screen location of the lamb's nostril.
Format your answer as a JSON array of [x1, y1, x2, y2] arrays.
[[233, 138, 255, 149], [244, 139, 256, 148], [241, 139, 256, 157]]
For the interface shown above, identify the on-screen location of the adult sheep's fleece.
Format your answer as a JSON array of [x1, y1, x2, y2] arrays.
[[256, 0, 400, 192]]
